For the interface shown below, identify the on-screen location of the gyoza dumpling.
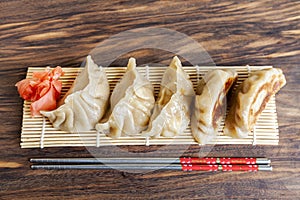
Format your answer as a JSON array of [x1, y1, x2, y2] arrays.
[[41, 55, 110, 133], [191, 69, 237, 144], [142, 56, 195, 138], [58, 57, 91, 106], [224, 68, 286, 138], [96, 58, 155, 138]]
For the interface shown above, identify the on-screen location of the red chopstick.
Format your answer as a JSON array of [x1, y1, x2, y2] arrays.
[[30, 157, 271, 165], [30, 164, 272, 171], [30, 157, 272, 171]]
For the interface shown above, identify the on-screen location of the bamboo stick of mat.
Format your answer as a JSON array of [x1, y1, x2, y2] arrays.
[[30, 157, 271, 165], [30, 164, 272, 171]]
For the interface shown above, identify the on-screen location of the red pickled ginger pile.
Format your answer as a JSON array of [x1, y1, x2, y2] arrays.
[[16, 66, 64, 117]]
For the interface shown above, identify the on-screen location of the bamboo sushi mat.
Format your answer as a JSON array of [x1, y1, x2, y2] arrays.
[[21, 66, 279, 148]]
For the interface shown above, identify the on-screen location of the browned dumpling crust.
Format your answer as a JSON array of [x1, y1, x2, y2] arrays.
[[191, 69, 237, 144], [224, 68, 286, 138]]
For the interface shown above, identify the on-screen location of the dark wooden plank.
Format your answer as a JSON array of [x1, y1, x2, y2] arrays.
[[0, 0, 299, 199]]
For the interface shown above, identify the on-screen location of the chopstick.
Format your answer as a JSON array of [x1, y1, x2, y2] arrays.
[[30, 164, 272, 171], [30, 157, 272, 171], [30, 157, 271, 165]]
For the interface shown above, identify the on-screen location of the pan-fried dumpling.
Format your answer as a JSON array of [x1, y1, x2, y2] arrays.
[[224, 68, 286, 138], [142, 56, 195, 138], [191, 69, 237, 144], [96, 58, 155, 138], [41, 55, 110, 133]]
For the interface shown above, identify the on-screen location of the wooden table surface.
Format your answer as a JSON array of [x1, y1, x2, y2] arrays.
[[1, 0, 299, 199]]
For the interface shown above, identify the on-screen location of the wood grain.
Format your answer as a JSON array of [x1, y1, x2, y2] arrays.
[[0, 0, 299, 199]]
